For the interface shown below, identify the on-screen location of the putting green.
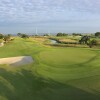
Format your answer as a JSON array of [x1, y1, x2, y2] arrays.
[[37, 48, 100, 81], [39, 48, 96, 66]]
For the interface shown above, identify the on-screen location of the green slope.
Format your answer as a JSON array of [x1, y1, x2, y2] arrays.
[[0, 38, 100, 100]]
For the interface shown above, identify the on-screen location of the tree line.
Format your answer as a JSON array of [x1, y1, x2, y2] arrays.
[[56, 32, 100, 37], [0, 34, 12, 43], [17, 33, 29, 38]]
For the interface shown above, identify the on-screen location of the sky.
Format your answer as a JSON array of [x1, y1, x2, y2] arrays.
[[0, 0, 100, 34]]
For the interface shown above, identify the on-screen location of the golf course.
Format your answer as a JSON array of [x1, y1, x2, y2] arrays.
[[0, 37, 100, 100]]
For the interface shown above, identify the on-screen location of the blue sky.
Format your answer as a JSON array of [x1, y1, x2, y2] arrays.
[[0, 0, 100, 34]]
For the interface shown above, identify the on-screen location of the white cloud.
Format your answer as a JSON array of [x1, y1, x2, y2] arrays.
[[0, 0, 100, 23]]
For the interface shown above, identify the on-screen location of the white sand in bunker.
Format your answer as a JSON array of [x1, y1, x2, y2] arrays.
[[0, 56, 33, 66]]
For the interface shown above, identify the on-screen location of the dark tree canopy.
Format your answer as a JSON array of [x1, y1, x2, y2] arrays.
[[0, 34, 4, 39], [79, 36, 90, 44], [21, 34, 29, 38], [17, 33, 22, 37], [56, 33, 68, 36], [79, 35, 98, 48], [43, 34, 49, 36], [95, 32, 100, 37], [3, 34, 11, 43], [17, 33, 29, 38], [72, 33, 82, 36], [88, 39, 97, 48]]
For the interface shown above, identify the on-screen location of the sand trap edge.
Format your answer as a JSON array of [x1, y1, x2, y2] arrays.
[[0, 56, 34, 66]]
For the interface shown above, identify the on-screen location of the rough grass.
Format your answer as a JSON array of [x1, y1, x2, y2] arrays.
[[59, 38, 77, 42], [0, 37, 100, 100]]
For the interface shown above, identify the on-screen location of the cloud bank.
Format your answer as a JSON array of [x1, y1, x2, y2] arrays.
[[0, 0, 100, 33]]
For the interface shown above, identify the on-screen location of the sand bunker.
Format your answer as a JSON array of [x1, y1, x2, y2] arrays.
[[0, 56, 33, 66]]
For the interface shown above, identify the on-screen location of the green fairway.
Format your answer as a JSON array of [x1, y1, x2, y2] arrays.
[[0, 38, 100, 100]]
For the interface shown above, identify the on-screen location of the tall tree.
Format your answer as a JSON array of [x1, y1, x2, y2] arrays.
[[79, 36, 90, 44], [95, 32, 100, 37], [17, 33, 22, 37], [21, 34, 29, 38], [88, 39, 97, 48], [0, 34, 4, 39], [3, 35, 11, 43]]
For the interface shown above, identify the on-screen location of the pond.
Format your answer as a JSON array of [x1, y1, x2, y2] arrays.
[[50, 39, 58, 44]]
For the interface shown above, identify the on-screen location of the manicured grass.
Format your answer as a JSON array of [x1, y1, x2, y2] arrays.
[[0, 37, 100, 100]]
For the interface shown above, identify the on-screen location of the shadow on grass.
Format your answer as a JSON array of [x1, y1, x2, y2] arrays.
[[72, 53, 100, 68], [83, 54, 98, 64], [0, 68, 100, 100]]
